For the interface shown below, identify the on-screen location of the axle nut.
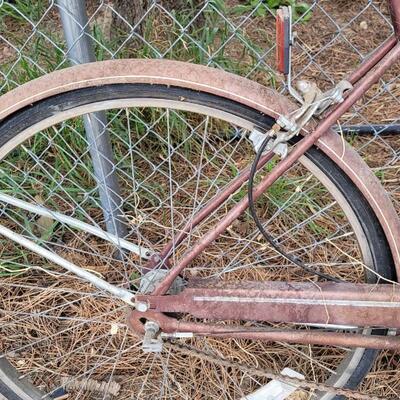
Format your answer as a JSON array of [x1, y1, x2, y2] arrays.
[[136, 302, 149, 312]]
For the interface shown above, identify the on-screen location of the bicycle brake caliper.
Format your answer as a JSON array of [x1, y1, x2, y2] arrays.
[[249, 78, 352, 159], [271, 6, 353, 156]]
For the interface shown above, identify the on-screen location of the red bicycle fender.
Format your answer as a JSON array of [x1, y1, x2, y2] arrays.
[[0, 59, 399, 276]]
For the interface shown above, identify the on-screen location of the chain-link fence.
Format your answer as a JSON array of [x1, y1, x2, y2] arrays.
[[0, 1, 400, 396], [2, 0, 399, 204], [1, 1, 399, 155]]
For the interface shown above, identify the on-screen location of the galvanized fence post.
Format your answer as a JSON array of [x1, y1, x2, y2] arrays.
[[56, 0, 127, 239]]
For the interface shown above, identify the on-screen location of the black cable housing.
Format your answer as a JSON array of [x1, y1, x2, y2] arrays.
[[247, 136, 341, 282]]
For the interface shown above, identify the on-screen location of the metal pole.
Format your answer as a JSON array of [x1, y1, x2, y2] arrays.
[[56, 0, 127, 239]]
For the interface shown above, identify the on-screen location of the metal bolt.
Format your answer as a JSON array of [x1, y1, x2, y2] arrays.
[[296, 79, 312, 94], [142, 321, 163, 353], [144, 321, 159, 336], [136, 302, 149, 312], [277, 115, 297, 133]]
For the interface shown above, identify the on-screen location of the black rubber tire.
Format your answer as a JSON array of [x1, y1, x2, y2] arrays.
[[0, 84, 395, 400]]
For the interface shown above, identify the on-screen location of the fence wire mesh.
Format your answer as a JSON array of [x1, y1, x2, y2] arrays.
[[1, 1, 399, 166], [1, 1, 398, 206], [1, 0, 400, 397]]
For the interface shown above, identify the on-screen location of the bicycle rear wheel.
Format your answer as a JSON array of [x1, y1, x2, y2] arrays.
[[0, 83, 395, 400]]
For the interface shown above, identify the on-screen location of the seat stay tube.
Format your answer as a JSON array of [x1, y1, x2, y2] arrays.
[[346, 35, 397, 85], [143, 151, 275, 271], [152, 41, 400, 297], [389, 0, 400, 38]]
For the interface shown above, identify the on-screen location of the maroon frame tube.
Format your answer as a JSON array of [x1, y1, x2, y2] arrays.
[[389, 0, 400, 38], [152, 42, 400, 297], [128, 310, 400, 350], [143, 151, 275, 271], [347, 35, 397, 85], [198, 329, 400, 351], [137, 281, 400, 328]]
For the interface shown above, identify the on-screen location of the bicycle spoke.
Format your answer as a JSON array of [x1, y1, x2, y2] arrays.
[[1, 94, 390, 399]]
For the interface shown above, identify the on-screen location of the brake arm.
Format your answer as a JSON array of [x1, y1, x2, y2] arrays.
[[250, 79, 352, 158], [315, 80, 353, 116], [291, 80, 320, 120]]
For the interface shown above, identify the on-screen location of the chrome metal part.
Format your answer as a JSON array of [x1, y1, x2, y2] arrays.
[[249, 124, 288, 158], [0, 223, 135, 306], [136, 302, 149, 312], [269, 141, 288, 158], [160, 332, 194, 339], [271, 78, 353, 158], [249, 129, 269, 153], [276, 114, 298, 132], [249, 128, 287, 157], [142, 321, 163, 353], [0, 192, 153, 259], [268, 80, 323, 158], [316, 80, 353, 116], [239, 367, 304, 400], [292, 80, 321, 121]]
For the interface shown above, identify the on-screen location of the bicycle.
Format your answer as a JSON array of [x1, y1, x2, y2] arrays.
[[1, 1, 400, 399]]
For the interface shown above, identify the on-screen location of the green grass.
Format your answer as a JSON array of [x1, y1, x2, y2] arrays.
[[0, 255, 30, 276], [0, 1, 325, 277], [232, 0, 312, 22], [0, 0, 47, 22], [0, 0, 278, 89]]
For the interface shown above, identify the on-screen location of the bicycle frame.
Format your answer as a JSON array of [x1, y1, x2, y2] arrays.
[[148, 5, 400, 297], [2, 0, 400, 350], [131, 0, 400, 348]]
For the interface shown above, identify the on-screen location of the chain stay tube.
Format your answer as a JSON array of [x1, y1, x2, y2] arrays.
[[152, 42, 400, 296], [128, 310, 400, 351], [136, 280, 400, 329]]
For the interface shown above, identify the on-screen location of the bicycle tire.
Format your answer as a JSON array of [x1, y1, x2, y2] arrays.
[[0, 83, 395, 400]]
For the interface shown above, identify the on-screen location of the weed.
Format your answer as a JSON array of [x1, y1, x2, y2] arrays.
[[232, 0, 312, 22], [0, 0, 46, 23]]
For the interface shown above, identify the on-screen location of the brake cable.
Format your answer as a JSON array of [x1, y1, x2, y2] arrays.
[[247, 133, 341, 282]]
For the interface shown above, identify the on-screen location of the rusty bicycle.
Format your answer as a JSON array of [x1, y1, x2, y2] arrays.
[[1, 1, 400, 399]]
